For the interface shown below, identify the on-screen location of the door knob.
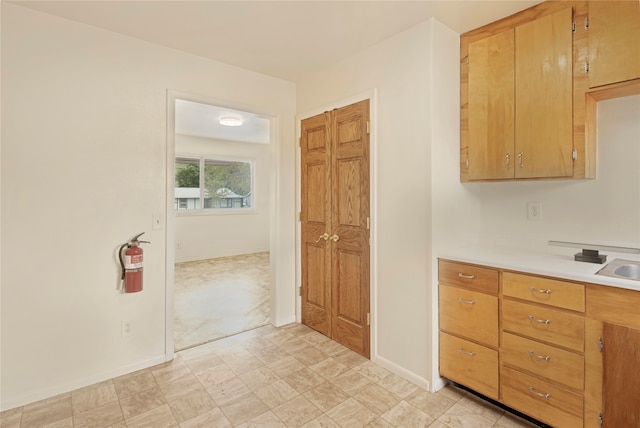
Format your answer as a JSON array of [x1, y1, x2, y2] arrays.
[[314, 233, 329, 243], [330, 234, 340, 242]]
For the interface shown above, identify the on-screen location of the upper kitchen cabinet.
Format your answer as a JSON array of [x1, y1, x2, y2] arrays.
[[515, 8, 573, 179], [588, 1, 640, 89], [461, 2, 593, 182], [467, 30, 515, 180]]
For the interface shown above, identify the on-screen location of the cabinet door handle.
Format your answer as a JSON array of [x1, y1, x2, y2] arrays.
[[528, 386, 551, 400], [330, 234, 340, 242], [458, 273, 475, 280], [518, 152, 524, 168], [458, 297, 475, 305], [528, 350, 551, 361], [528, 315, 551, 325], [529, 286, 551, 294], [459, 347, 475, 356], [506, 153, 511, 168]]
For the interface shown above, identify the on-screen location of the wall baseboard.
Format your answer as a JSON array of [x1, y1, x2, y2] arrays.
[[372, 354, 430, 391], [0, 354, 167, 412]]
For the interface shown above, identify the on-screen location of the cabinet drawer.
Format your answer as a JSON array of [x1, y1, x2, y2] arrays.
[[503, 272, 585, 312], [502, 332, 584, 390], [439, 284, 499, 347], [439, 260, 499, 294], [501, 366, 583, 428], [440, 332, 499, 400], [502, 299, 584, 352]]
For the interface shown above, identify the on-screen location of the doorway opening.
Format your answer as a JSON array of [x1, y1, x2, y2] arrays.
[[168, 96, 274, 352]]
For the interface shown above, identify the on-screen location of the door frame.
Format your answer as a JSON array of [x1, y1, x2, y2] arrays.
[[165, 90, 280, 359], [295, 89, 378, 360]]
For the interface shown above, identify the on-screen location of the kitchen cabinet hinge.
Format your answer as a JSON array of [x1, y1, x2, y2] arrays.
[[366, 313, 370, 326], [366, 121, 370, 135], [572, 149, 578, 161], [366, 217, 370, 230], [598, 337, 604, 353]]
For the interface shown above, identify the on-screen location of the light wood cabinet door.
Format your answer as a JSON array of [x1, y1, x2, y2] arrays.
[[602, 322, 640, 427], [503, 272, 585, 312], [467, 30, 515, 180], [502, 299, 584, 352], [502, 332, 584, 390], [589, 1, 640, 88], [501, 366, 583, 427], [440, 332, 499, 400], [438, 260, 499, 294], [515, 7, 574, 179], [439, 284, 499, 347]]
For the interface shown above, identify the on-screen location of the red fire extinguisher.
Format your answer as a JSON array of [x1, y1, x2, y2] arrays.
[[119, 232, 150, 293]]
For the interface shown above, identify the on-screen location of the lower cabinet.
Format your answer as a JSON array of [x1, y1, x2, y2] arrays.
[[584, 283, 640, 428], [437, 260, 500, 401], [439, 259, 589, 427]]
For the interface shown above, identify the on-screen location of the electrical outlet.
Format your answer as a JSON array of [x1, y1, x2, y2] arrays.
[[122, 320, 133, 338], [527, 202, 542, 221]]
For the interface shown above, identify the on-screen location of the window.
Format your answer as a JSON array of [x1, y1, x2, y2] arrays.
[[175, 156, 253, 212]]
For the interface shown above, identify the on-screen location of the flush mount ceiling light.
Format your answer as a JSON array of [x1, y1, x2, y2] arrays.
[[219, 117, 243, 127]]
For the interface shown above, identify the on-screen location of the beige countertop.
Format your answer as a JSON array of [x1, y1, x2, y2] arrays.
[[438, 243, 640, 292]]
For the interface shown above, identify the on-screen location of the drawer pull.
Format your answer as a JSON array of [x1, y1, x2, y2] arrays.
[[529, 286, 551, 294], [528, 315, 551, 325], [458, 273, 475, 280], [458, 297, 475, 305], [458, 347, 476, 356], [528, 386, 551, 400], [528, 350, 551, 361]]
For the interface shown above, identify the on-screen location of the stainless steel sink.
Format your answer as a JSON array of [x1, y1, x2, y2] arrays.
[[597, 259, 640, 281]]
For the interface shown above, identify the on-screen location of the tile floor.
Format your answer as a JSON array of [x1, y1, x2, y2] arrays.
[[1, 323, 538, 428], [174, 252, 270, 351]]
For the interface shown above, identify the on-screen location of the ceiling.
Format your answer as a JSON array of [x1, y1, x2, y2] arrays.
[[11, 0, 542, 82], [175, 99, 271, 143]]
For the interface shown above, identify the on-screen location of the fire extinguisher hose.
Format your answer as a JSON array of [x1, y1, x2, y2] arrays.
[[118, 242, 129, 280]]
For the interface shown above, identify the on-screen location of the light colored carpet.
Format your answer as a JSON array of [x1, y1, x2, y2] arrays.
[[174, 252, 270, 351]]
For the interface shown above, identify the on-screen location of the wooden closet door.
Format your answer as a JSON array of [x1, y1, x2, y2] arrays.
[[331, 100, 370, 358], [300, 112, 332, 336], [300, 100, 371, 358]]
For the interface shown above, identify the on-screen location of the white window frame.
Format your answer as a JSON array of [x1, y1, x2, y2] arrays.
[[175, 154, 256, 216]]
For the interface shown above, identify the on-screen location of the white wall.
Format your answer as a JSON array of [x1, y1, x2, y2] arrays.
[[297, 19, 454, 388], [0, 3, 296, 409], [174, 134, 270, 262]]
